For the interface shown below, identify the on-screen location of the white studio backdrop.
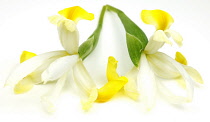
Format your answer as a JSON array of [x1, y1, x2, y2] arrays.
[[0, 0, 210, 122]]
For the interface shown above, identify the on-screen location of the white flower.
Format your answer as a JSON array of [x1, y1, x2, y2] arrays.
[[5, 6, 97, 113], [124, 9, 203, 111]]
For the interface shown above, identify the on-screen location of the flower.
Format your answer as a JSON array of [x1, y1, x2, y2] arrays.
[[124, 9, 203, 110], [141, 9, 183, 54], [5, 6, 97, 113]]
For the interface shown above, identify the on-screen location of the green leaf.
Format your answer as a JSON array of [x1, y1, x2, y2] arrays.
[[79, 6, 106, 60], [78, 35, 94, 60], [107, 5, 148, 67], [126, 33, 143, 67]]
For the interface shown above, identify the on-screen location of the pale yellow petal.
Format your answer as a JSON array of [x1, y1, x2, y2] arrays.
[[20, 51, 37, 63], [184, 66, 204, 84], [58, 6, 94, 23], [96, 76, 128, 102], [106, 56, 119, 81], [165, 29, 183, 47], [175, 52, 188, 65], [124, 67, 139, 100], [14, 76, 34, 94], [81, 88, 98, 111], [141, 9, 174, 30]]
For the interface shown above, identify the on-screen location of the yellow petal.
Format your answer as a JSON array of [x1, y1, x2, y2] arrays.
[[58, 6, 94, 23], [96, 76, 128, 102], [20, 51, 37, 63], [106, 56, 119, 81], [14, 76, 34, 94], [175, 52, 188, 65], [141, 9, 174, 30]]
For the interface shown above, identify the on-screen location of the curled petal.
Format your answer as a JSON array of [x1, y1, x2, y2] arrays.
[[175, 52, 188, 65], [107, 56, 119, 81], [184, 65, 204, 84], [58, 6, 94, 23], [147, 53, 180, 79], [141, 9, 174, 30], [96, 76, 128, 102], [41, 73, 67, 113], [153, 30, 172, 44], [42, 55, 79, 84], [58, 20, 79, 54], [20, 51, 37, 63], [124, 67, 139, 100], [5, 51, 68, 86], [137, 53, 156, 110], [48, 15, 66, 25], [155, 52, 194, 102], [165, 29, 183, 47]]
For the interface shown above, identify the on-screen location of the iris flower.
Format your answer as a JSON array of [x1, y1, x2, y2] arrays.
[[5, 6, 98, 113], [125, 9, 203, 110]]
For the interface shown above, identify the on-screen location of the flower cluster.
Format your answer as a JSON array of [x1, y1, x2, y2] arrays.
[[4, 5, 203, 113]]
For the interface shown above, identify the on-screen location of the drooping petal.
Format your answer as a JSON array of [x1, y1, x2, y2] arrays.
[[157, 79, 187, 104], [14, 76, 34, 94], [147, 53, 180, 79], [106, 56, 119, 81], [41, 73, 67, 113], [165, 29, 183, 47], [72, 60, 97, 110], [155, 52, 194, 102], [58, 6, 94, 23], [96, 76, 128, 102], [124, 67, 139, 100], [20, 51, 37, 63], [42, 55, 79, 84], [153, 30, 172, 44], [58, 20, 79, 55], [184, 65, 204, 84], [141, 9, 174, 30], [5, 51, 68, 86], [175, 52, 188, 65], [137, 53, 156, 110], [14, 55, 63, 94], [144, 36, 165, 54]]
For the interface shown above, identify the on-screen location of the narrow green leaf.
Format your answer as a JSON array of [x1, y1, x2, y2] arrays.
[[126, 33, 143, 67], [107, 5, 148, 67], [79, 6, 106, 60]]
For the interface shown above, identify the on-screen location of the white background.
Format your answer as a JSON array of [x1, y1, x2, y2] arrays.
[[0, 0, 210, 122]]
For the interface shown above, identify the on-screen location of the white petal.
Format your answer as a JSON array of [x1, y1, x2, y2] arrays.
[[72, 60, 97, 110], [58, 20, 79, 55], [42, 55, 79, 84], [124, 67, 139, 100], [165, 29, 183, 47], [157, 78, 187, 104], [73, 60, 96, 95], [137, 53, 156, 110], [144, 37, 164, 54], [153, 30, 172, 45], [155, 52, 194, 102], [183, 65, 204, 84], [41, 73, 67, 113], [5, 51, 68, 86], [147, 53, 180, 79]]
